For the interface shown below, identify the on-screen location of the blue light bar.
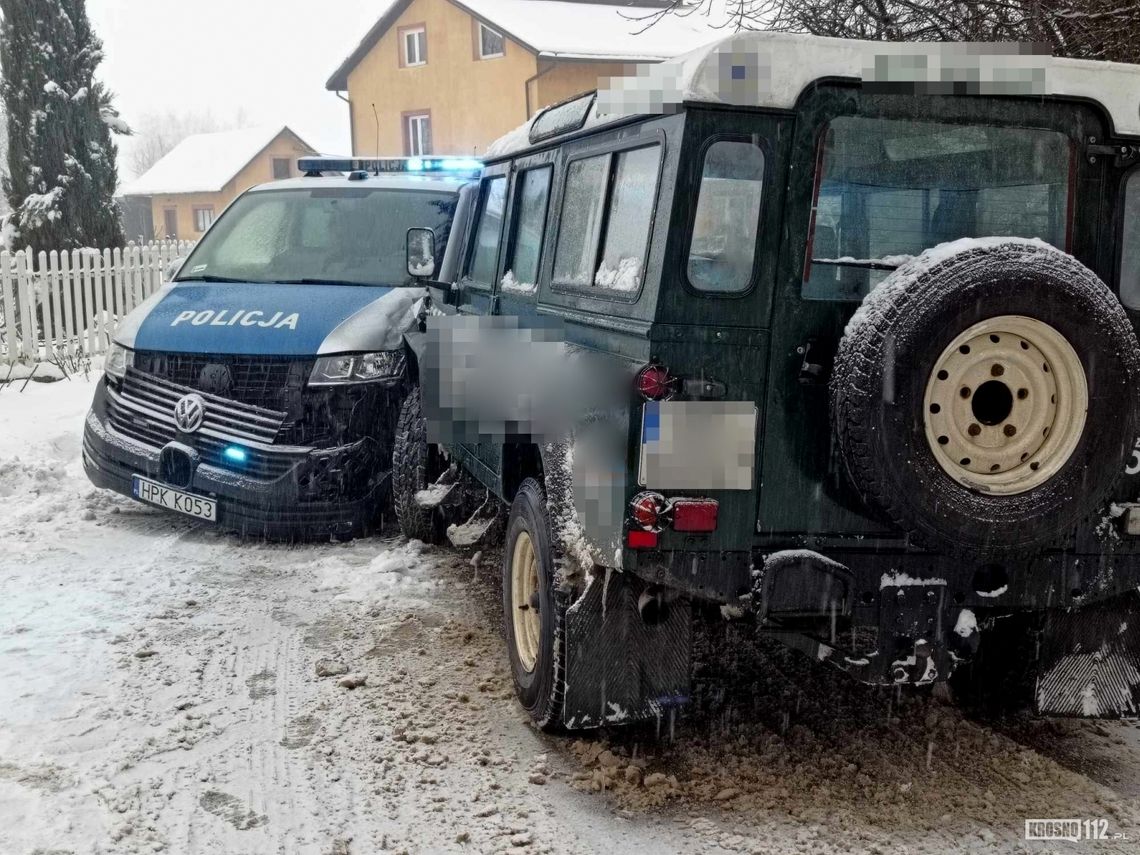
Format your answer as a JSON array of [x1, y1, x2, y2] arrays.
[[223, 445, 248, 464], [298, 156, 482, 176]]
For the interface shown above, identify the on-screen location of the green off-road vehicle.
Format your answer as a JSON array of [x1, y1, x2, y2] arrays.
[[396, 32, 1140, 729]]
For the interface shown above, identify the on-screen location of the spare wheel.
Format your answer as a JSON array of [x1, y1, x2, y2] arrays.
[[831, 239, 1140, 555]]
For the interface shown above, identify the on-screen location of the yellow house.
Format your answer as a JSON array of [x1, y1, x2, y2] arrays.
[[325, 0, 722, 157], [119, 126, 316, 240]]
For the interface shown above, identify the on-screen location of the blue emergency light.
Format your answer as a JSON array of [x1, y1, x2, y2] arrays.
[[223, 445, 248, 464], [298, 156, 482, 177]]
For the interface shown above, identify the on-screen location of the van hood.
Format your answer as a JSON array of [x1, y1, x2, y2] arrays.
[[122, 282, 428, 356]]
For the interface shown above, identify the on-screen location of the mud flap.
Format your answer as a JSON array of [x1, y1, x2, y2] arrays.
[[561, 570, 691, 729], [1035, 595, 1140, 717]]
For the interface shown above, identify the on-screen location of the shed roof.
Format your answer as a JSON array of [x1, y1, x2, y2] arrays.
[[120, 126, 315, 197]]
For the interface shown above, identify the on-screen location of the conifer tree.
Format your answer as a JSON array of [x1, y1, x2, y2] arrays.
[[0, 0, 130, 250]]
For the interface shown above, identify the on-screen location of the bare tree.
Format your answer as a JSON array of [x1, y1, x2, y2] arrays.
[[126, 107, 250, 178], [627, 1, 1140, 63]]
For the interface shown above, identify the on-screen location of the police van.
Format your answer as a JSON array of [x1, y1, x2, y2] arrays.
[[404, 33, 1140, 728], [82, 156, 480, 539]]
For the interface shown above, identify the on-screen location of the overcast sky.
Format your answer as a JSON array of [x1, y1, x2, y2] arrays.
[[87, 0, 397, 178]]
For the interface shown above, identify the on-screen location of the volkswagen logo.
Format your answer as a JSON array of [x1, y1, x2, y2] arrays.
[[173, 393, 206, 433]]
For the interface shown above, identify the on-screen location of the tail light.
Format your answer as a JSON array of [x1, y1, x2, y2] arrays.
[[630, 491, 666, 531], [626, 493, 720, 549], [635, 363, 676, 401]]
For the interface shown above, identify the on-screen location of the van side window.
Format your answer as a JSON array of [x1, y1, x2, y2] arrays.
[[687, 140, 765, 293], [468, 176, 507, 285], [553, 144, 661, 295], [502, 166, 552, 294], [1122, 171, 1140, 309], [804, 117, 1073, 301]]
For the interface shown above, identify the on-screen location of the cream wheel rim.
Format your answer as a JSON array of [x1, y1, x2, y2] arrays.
[[923, 315, 1087, 495], [510, 530, 541, 673]]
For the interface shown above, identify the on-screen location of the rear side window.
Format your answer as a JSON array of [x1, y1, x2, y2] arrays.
[[805, 117, 1073, 301], [468, 176, 507, 285], [501, 166, 552, 294], [553, 144, 661, 295], [1122, 171, 1140, 309], [687, 140, 765, 293]]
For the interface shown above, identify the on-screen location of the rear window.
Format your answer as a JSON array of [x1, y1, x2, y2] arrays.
[[1122, 171, 1140, 309], [177, 187, 457, 287], [805, 117, 1073, 301], [553, 144, 661, 295]]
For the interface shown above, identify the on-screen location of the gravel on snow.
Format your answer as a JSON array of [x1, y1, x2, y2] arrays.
[[1, 376, 1139, 854]]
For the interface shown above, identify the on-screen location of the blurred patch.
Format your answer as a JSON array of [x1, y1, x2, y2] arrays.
[[638, 401, 757, 490]]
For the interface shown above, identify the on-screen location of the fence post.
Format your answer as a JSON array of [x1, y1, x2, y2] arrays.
[[14, 249, 36, 360], [81, 250, 96, 355], [60, 250, 74, 358], [37, 249, 51, 361], [1, 250, 15, 365], [48, 250, 64, 357]]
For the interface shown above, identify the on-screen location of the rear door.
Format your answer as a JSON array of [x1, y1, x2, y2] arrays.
[[757, 85, 1108, 540]]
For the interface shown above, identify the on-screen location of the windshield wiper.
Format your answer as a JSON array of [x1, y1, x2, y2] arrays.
[[175, 274, 250, 283], [272, 278, 381, 287]]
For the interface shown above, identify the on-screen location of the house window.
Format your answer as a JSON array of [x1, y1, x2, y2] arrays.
[[163, 208, 178, 240], [402, 25, 427, 66], [271, 157, 290, 179], [477, 23, 504, 59], [193, 207, 215, 233], [405, 112, 432, 156], [553, 145, 661, 295]]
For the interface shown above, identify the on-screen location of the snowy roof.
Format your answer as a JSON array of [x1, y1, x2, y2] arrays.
[[326, 0, 724, 90], [595, 31, 1140, 137], [119, 126, 315, 196]]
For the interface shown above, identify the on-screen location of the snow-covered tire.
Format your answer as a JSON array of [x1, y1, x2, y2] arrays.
[[832, 239, 1140, 555], [502, 478, 566, 731], [392, 388, 445, 544]]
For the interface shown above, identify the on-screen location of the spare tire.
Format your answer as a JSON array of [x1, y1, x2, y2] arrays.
[[832, 239, 1140, 555]]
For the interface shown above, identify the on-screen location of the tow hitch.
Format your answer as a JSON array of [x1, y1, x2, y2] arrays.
[[753, 551, 977, 686]]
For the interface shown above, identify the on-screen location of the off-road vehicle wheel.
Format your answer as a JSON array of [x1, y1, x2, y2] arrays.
[[503, 478, 566, 730], [832, 239, 1140, 555], [392, 388, 446, 544]]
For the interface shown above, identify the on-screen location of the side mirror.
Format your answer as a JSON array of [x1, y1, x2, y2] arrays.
[[164, 257, 185, 281], [406, 228, 436, 279]]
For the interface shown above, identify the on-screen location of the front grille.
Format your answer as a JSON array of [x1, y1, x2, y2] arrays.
[[105, 368, 300, 480], [132, 352, 313, 411]]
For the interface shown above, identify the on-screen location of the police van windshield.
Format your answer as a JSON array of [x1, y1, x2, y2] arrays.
[[176, 186, 457, 287]]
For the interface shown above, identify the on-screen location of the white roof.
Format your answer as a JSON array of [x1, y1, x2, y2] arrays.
[[454, 0, 722, 61], [120, 125, 308, 196], [595, 31, 1140, 136]]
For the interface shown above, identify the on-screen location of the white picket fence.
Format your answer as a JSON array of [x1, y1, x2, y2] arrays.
[[0, 240, 196, 365]]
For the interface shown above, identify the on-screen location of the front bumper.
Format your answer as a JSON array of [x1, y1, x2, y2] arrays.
[[83, 379, 387, 539]]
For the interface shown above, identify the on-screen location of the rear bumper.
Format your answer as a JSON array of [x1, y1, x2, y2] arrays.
[[627, 542, 1140, 691], [83, 380, 387, 539]]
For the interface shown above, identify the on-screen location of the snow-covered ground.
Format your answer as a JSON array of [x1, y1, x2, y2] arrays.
[[2, 375, 1140, 854]]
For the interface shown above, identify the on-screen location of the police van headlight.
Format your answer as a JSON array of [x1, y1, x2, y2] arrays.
[[309, 351, 405, 385], [104, 342, 134, 380]]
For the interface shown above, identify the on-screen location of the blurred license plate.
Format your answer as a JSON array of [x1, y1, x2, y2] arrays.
[[131, 475, 216, 521], [638, 401, 758, 490]]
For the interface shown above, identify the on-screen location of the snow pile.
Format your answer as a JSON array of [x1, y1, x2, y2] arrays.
[[842, 236, 1054, 341], [500, 270, 536, 295], [313, 539, 442, 607], [594, 257, 641, 292]]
